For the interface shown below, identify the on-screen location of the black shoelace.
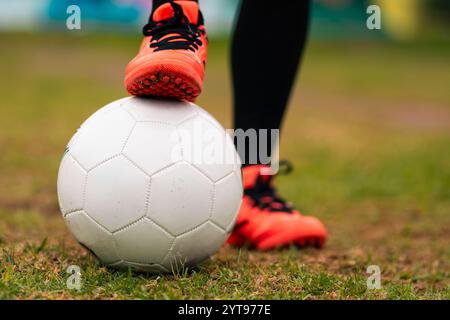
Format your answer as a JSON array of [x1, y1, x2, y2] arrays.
[[245, 161, 295, 213], [142, 1, 203, 52]]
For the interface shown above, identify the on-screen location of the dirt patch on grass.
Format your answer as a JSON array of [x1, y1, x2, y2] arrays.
[[295, 90, 450, 133]]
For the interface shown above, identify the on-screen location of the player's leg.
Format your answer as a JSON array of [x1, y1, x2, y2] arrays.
[[228, 0, 328, 250], [124, 0, 206, 101]]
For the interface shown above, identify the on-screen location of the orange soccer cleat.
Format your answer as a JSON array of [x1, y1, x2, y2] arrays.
[[124, 0, 207, 101], [228, 163, 328, 250]]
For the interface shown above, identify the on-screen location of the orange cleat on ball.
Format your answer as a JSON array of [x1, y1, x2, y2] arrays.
[[125, 0, 207, 102]]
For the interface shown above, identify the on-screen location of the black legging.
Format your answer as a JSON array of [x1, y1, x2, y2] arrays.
[[232, 0, 310, 165], [151, 0, 310, 165]]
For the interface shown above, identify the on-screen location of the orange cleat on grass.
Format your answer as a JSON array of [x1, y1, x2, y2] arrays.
[[125, 0, 207, 101], [228, 163, 328, 250]]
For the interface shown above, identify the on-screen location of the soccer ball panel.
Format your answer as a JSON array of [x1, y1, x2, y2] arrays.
[[194, 106, 224, 130], [122, 96, 197, 124], [85, 156, 150, 232], [162, 221, 227, 270], [211, 172, 243, 231], [123, 122, 182, 176], [64, 210, 119, 264], [80, 97, 128, 129], [57, 154, 86, 215], [70, 107, 135, 170], [148, 162, 213, 236], [178, 115, 236, 182], [114, 218, 174, 264]]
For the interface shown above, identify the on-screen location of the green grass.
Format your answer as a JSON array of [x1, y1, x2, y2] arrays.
[[0, 32, 449, 299]]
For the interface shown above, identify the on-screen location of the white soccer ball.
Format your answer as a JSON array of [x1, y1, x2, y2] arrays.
[[57, 97, 242, 273]]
